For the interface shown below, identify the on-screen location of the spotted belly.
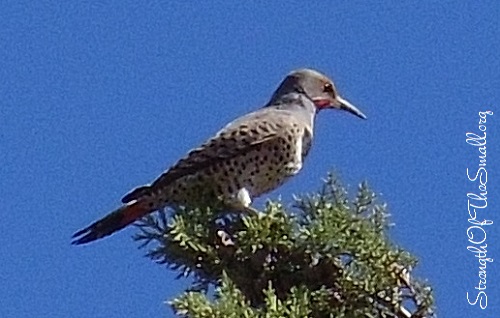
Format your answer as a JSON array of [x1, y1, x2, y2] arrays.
[[162, 135, 302, 207]]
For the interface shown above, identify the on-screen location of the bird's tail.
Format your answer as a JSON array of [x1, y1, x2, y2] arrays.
[[72, 200, 155, 245]]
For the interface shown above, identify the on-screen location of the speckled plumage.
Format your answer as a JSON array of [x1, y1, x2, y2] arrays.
[[122, 99, 314, 209], [72, 68, 366, 244]]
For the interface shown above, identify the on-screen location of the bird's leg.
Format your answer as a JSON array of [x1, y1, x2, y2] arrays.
[[223, 188, 260, 215], [215, 188, 260, 247], [243, 205, 261, 215]]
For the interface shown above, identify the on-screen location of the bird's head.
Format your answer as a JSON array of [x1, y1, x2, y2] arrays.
[[269, 68, 367, 119]]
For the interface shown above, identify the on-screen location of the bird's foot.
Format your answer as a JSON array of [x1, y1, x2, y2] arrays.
[[222, 188, 261, 216]]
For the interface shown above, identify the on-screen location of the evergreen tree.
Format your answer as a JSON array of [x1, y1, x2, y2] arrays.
[[135, 174, 435, 317]]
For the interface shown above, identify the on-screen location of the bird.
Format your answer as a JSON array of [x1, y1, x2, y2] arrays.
[[72, 68, 366, 245]]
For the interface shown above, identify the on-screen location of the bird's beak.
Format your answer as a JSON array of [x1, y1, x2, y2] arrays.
[[336, 96, 367, 120]]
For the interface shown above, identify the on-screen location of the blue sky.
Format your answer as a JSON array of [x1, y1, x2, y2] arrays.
[[1, 2, 499, 317]]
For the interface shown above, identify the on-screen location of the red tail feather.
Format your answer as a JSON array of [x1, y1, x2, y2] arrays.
[[72, 201, 153, 245]]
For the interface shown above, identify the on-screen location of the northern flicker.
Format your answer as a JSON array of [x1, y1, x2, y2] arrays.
[[72, 68, 366, 245]]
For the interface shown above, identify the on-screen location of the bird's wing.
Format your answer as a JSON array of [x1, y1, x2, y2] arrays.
[[121, 109, 297, 203]]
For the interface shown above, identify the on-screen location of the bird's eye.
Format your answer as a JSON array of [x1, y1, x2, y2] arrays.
[[323, 83, 334, 93]]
